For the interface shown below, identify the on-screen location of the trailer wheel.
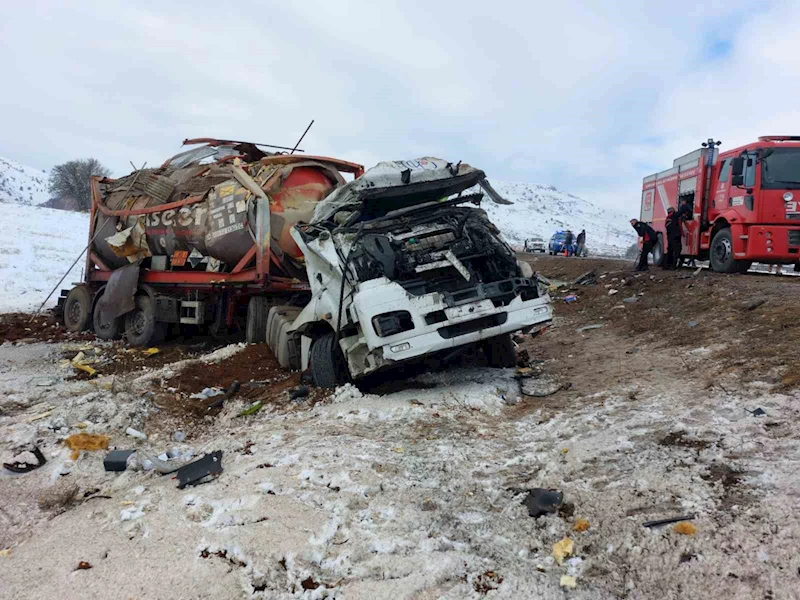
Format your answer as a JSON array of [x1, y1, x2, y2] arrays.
[[124, 295, 165, 347], [246, 297, 270, 343], [63, 286, 91, 332], [484, 333, 516, 368], [92, 292, 121, 341], [709, 228, 739, 273], [310, 332, 349, 389]]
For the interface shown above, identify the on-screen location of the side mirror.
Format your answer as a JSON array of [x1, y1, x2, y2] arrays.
[[730, 156, 745, 187]]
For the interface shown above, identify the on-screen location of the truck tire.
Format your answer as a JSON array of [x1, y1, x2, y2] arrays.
[[92, 292, 121, 341], [63, 286, 91, 332], [124, 295, 165, 347], [484, 333, 516, 368], [310, 332, 348, 388], [709, 228, 739, 273], [736, 260, 753, 274], [246, 297, 270, 343], [652, 234, 664, 267]]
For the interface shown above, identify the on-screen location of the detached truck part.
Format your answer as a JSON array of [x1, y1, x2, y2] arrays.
[[57, 138, 363, 345], [268, 158, 554, 387], [641, 135, 800, 272]]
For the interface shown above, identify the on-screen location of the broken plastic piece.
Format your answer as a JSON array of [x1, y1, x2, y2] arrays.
[[573, 518, 590, 532], [175, 451, 223, 489], [125, 427, 148, 440], [3, 445, 47, 473], [563, 294, 578, 303], [560, 575, 577, 589], [642, 514, 695, 528], [104, 449, 135, 472], [522, 488, 564, 518], [552, 538, 574, 565], [64, 434, 109, 460], [239, 401, 263, 416], [289, 385, 310, 400], [76, 561, 92, 570], [748, 407, 766, 417]]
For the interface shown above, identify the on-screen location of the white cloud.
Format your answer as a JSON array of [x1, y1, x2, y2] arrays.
[[0, 0, 794, 214]]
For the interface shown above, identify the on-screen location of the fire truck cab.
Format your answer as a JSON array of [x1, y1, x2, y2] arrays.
[[641, 136, 800, 272]]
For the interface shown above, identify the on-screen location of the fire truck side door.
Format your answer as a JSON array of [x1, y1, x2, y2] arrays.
[[730, 152, 758, 220]]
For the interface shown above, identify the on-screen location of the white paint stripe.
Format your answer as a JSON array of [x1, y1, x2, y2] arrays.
[[656, 184, 671, 215]]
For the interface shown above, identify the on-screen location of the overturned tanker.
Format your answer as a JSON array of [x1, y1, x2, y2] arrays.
[[265, 158, 554, 387], [58, 138, 363, 346]]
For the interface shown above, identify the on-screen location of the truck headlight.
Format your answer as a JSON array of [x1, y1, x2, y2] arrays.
[[372, 311, 414, 337], [784, 192, 794, 202]]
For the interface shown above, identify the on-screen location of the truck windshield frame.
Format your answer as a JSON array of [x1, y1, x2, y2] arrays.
[[761, 148, 800, 189]]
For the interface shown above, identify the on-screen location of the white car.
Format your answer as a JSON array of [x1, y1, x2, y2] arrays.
[[282, 158, 554, 387], [526, 237, 546, 252]]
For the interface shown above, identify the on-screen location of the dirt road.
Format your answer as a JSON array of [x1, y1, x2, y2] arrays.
[[1, 255, 799, 599]]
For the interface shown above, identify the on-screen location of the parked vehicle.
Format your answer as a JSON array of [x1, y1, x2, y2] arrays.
[[548, 230, 575, 255], [285, 158, 554, 386], [525, 237, 546, 252], [640, 135, 800, 272]]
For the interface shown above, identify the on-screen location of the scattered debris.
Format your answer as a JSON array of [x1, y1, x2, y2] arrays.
[[190, 387, 225, 400], [642, 514, 696, 528], [521, 375, 562, 397], [747, 407, 767, 417], [104, 449, 136, 472], [3, 445, 47, 473], [64, 434, 109, 460], [0, 549, 11, 557], [573, 518, 590, 532], [743, 298, 767, 311], [693, 267, 702, 277], [563, 294, 578, 303], [25, 409, 54, 423], [473, 570, 503, 593], [552, 537, 574, 565], [125, 427, 148, 441], [577, 324, 604, 333], [674, 522, 697, 535], [70, 351, 98, 377], [172, 431, 186, 442], [239, 401, 263, 416], [688, 321, 699, 328], [175, 451, 223, 489], [207, 380, 241, 411], [289, 385, 310, 400], [38, 480, 79, 511], [560, 575, 577, 589], [608, 288, 619, 296], [75, 561, 92, 570], [521, 488, 564, 518], [141, 347, 160, 356], [572, 270, 597, 286], [623, 296, 638, 303]]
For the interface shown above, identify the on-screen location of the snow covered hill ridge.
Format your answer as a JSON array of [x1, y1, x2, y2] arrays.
[[478, 180, 636, 256], [0, 156, 50, 205]]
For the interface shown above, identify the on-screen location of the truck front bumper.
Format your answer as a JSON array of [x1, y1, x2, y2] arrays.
[[342, 278, 552, 377]]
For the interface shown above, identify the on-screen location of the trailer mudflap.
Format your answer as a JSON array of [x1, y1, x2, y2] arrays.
[[95, 262, 141, 328]]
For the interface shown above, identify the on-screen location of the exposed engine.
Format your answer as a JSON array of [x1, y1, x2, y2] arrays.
[[346, 206, 539, 307]]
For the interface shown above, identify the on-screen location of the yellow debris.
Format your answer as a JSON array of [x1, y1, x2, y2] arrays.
[[573, 518, 590, 532], [561, 448, 569, 454], [142, 347, 160, 356], [560, 575, 577, 589], [72, 363, 97, 377], [674, 521, 697, 535], [64, 433, 109, 460], [25, 410, 54, 423], [392, 447, 404, 453], [552, 537, 574, 565], [0, 548, 11, 557]]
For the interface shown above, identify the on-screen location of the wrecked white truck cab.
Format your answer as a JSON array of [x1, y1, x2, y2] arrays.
[[286, 158, 553, 387]]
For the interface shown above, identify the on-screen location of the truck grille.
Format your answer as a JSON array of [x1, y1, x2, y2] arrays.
[[789, 230, 800, 246]]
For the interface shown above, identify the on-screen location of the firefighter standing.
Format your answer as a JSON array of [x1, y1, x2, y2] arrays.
[[564, 230, 574, 256], [676, 198, 695, 268], [664, 207, 681, 270], [630, 219, 658, 272]]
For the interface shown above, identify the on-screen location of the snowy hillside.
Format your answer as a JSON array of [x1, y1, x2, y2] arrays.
[[480, 181, 636, 256], [0, 203, 88, 312], [0, 156, 50, 205]]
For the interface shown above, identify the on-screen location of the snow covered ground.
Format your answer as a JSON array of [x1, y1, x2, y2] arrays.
[[0, 156, 50, 206], [0, 203, 89, 312]]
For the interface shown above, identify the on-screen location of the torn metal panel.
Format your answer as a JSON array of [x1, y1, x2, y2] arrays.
[[95, 262, 140, 326]]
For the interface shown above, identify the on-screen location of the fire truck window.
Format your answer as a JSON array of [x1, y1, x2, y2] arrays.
[[718, 159, 730, 183], [744, 155, 756, 187]]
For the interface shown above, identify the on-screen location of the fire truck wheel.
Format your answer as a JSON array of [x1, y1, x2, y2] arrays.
[[63, 286, 91, 332], [736, 260, 753, 274], [651, 234, 664, 267], [484, 333, 517, 368], [124, 295, 164, 347], [310, 332, 349, 389], [246, 297, 270, 344], [709, 228, 738, 273]]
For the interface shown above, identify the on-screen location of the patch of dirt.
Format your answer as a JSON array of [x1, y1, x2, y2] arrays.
[[659, 431, 713, 450], [701, 462, 749, 510], [0, 312, 93, 344]]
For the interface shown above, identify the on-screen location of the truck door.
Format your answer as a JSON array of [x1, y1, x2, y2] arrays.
[[729, 152, 759, 222]]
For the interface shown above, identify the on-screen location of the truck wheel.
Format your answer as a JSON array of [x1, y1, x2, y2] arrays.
[[310, 332, 349, 388], [736, 260, 753, 274], [652, 234, 664, 267], [709, 228, 739, 273], [63, 286, 91, 332], [246, 297, 270, 343], [484, 333, 516, 368], [92, 293, 121, 340], [124, 295, 165, 347]]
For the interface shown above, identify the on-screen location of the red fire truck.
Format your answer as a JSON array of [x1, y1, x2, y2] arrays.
[[640, 136, 800, 272]]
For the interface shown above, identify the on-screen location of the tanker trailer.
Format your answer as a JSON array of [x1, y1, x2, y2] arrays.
[[57, 139, 363, 347]]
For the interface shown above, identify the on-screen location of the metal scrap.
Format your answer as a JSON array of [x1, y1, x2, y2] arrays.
[[176, 451, 223, 488], [3, 445, 47, 473]]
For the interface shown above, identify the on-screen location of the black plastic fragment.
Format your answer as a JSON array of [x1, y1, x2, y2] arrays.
[[642, 514, 695, 528], [3, 445, 47, 473], [176, 450, 223, 489], [104, 449, 135, 472], [290, 385, 310, 400], [521, 488, 564, 518]]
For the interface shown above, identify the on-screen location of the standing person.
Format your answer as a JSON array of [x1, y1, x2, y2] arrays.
[[664, 208, 681, 270], [630, 219, 657, 272], [564, 230, 574, 256], [576, 229, 586, 257]]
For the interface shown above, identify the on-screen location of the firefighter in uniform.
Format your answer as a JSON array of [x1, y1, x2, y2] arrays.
[[676, 198, 695, 268], [664, 207, 681, 270], [630, 219, 658, 272]]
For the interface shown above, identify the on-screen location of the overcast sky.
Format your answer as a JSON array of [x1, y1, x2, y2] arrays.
[[1, 0, 797, 210]]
